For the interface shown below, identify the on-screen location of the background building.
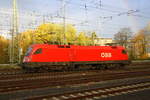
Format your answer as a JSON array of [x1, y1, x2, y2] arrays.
[[94, 37, 113, 46]]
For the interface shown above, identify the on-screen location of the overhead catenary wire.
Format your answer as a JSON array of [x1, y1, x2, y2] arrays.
[[0, 0, 149, 39]]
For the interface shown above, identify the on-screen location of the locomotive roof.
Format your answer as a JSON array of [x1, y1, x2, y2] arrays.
[[30, 44, 125, 49]]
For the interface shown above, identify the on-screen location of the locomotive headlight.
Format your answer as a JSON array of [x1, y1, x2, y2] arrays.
[[23, 57, 31, 62], [23, 57, 27, 62]]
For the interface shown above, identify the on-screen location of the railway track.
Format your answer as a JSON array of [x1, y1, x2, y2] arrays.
[[1, 69, 150, 93], [0, 66, 147, 82], [28, 81, 150, 100], [0, 61, 150, 99], [0, 62, 150, 83]]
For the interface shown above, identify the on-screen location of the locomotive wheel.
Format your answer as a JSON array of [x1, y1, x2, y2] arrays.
[[74, 65, 80, 71], [109, 64, 125, 69], [118, 64, 126, 69], [100, 64, 108, 70]]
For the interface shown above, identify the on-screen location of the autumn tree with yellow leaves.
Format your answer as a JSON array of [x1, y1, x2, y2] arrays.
[[35, 23, 77, 44], [18, 23, 95, 59], [19, 23, 94, 46], [133, 30, 146, 58], [77, 32, 92, 45], [130, 22, 150, 59], [133, 29, 150, 59], [0, 36, 9, 63]]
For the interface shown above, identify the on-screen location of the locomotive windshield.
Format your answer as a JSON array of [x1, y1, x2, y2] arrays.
[[33, 48, 42, 55], [25, 47, 32, 56]]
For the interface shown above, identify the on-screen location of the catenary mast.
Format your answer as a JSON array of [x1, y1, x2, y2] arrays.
[[10, 0, 19, 63]]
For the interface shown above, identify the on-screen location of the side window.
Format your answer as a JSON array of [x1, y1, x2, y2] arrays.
[[66, 45, 70, 48], [34, 48, 42, 55], [58, 45, 65, 48]]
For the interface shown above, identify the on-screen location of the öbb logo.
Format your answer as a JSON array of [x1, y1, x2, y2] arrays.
[[101, 52, 112, 58]]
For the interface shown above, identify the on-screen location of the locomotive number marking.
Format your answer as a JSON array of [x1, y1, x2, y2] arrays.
[[101, 52, 112, 58]]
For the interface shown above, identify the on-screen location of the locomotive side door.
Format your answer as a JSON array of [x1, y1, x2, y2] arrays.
[[69, 48, 76, 61]]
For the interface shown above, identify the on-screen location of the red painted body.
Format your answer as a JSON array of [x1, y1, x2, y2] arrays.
[[23, 44, 129, 63]]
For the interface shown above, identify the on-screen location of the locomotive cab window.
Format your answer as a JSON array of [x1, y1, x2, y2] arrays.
[[34, 48, 42, 55], [122, 49, 127, 54]]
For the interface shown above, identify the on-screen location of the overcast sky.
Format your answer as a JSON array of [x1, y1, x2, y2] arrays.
[[0, 0, 150, 38]]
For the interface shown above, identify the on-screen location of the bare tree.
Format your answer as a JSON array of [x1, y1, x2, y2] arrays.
[[114, 28, 133, 48]]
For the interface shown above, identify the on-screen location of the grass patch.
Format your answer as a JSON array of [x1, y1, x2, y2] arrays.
[[0, 64, 21, 69]]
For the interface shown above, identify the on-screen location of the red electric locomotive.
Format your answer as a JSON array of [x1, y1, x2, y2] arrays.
[[22, 44, 130, 71]]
